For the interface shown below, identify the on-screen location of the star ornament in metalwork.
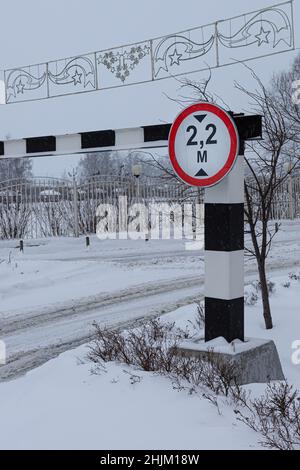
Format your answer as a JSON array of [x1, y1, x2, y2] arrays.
[[72, 69, 82, 85], [169, 48, 182, 66], [255, 27, 271, 46], [16, 79, 25, 94]]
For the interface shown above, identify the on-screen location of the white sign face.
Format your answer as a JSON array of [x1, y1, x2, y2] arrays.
[[169, 102, 239, 187]]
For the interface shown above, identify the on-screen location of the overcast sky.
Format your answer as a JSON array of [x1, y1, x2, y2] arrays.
[[0, 0, 299, 177]]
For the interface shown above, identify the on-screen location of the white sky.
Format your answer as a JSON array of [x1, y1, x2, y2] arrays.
[[0, 0, 299, 177]]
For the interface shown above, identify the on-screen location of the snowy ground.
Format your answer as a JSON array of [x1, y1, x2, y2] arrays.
[[0, 220, 299, 449], [0, 271, 299, 450]]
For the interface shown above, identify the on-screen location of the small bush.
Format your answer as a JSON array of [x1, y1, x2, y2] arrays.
[[188, 301, 205, 333], [88, 319, 240, 395], [289, 272, 300, 281], [88, 319, 187, 373], [244, 290, 259, 306], [235, 382, 300, 450], [255, 280, 276, 294], [267, 280, 276, 294], [245, 279, 276, 304]]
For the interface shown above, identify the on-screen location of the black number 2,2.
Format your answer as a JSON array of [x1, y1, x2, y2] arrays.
[[186, 123, 217, 145]]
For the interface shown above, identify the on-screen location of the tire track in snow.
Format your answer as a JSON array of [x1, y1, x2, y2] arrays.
[[0, 258, 298, 382], [0, 275, 203, 335], [0, 277, 203, 381]]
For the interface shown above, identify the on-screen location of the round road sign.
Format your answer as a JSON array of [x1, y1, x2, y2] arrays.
[[169, 102, 239, 187]]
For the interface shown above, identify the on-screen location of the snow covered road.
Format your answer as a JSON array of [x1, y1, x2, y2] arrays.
[[0, 275, 203, 380], [0, 220, 299, 381]]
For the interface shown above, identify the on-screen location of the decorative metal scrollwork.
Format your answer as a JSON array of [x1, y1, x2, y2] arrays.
[[153, 33, 215, 78], [3, 1, 294, 104], [48, 55, 96, 97], [5, 66, 47, 103], [48, 56, 96, 88], [217, 6, 292, 49], [97, 43, 151, 83]]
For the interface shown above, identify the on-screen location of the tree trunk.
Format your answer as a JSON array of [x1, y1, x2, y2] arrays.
[[257, 260, 273, 329]]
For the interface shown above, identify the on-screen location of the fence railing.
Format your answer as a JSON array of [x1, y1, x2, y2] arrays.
[[246, 175, 300, 220], [0, 176, 201, 239], [0, 175, 299, 240]]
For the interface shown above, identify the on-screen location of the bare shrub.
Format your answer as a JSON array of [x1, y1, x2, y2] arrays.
[[266, 280, 276, 294], [172, 350, 240, 398], [254, 279, 276, 295], [244, 282, 259, 306], [88, 319, 240, 397], [188, 301, 205, 334], [235, 382, 300, 450], [88, 319, 187, 373], [244, 290, 259, 306], [245, 279, 275, 306], [289, 272, 300, 281]]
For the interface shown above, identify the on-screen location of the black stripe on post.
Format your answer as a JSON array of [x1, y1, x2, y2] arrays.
[[205, 297, 244, 342], [233, 115, 262, 141], [0, 142, 4, 156], [81, 130, 115, 149], [205, 203, 244, 251], [143, 124, 171, 142], [26, 136, 56, 154]]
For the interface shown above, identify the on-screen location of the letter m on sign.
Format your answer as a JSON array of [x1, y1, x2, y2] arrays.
[[197, 150, 207, 163]]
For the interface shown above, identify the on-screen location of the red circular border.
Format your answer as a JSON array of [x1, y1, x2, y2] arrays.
[[168, 102, 239, 187]]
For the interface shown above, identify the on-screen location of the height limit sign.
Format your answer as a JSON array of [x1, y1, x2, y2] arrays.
[[169, 102, 239, 187]]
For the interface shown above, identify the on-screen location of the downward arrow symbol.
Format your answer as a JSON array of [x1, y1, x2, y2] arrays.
[[194, 114, 207, 124]]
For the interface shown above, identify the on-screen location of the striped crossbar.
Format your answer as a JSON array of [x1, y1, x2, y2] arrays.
[[0, 114, 261, 159], [0, 124, 172, 159]]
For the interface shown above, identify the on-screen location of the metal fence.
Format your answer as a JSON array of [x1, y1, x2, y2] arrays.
[[0, 175, 299, 240], [270, 176, 300, 220], [246, 175, 300, 220], [0, 176, 201, 239]]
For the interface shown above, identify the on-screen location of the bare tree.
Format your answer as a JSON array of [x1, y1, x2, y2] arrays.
[[77, 152, 119, 180], [0, 162, 33, 239], [236, 67, 299, 329], [0, 158, 32, 182], [272, 53, 300, 148]]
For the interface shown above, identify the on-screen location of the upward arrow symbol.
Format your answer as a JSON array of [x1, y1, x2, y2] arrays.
[[194, 114, 207, 124], [195, 168, 208, 177]]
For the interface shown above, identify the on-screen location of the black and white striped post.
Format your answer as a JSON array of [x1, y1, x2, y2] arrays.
[[204, 143, 244, 342]]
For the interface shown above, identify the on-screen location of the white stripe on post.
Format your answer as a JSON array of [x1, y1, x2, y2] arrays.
[[205, 156, 244, 204], [204, 156, 244, 342], [205, 250, 244, 300]]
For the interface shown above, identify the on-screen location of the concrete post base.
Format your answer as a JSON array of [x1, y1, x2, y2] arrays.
[[177, 337, 284, 385]]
